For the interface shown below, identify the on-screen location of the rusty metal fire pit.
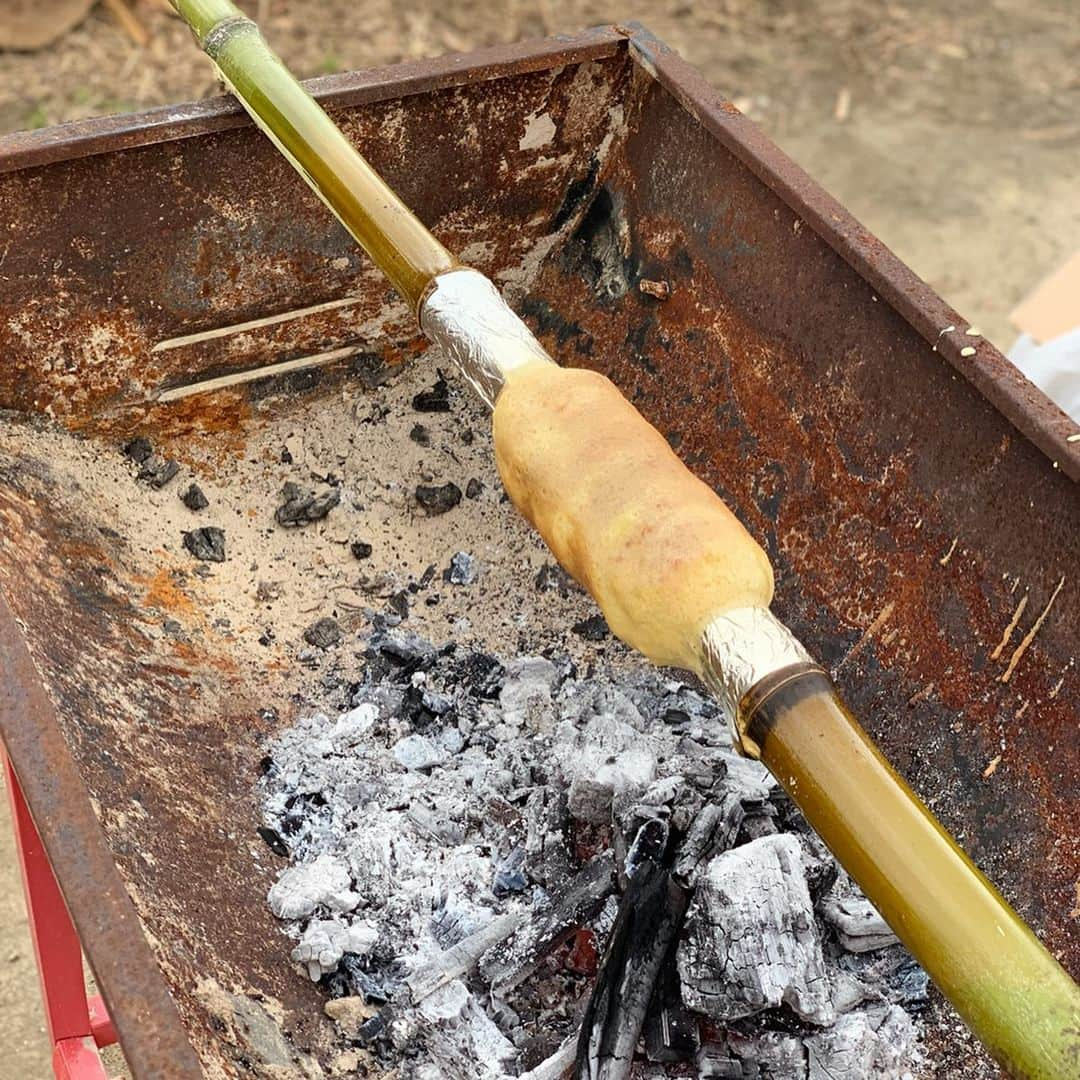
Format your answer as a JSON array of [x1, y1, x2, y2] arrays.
[[0, 25, 1076, 1079]]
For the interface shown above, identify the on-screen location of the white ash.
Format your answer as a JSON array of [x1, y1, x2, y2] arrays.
[[292, 918, 379, 982], [258, 629, 927, 1077], [677, 833, 835, 1025]]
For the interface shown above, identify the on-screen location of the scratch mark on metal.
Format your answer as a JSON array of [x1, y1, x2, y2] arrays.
[[939, 537, 959, 565], [151, 295, 362, 352], [1000, 576, 1066, 684], [837, 601, 895, 671], [990, 594, 1029, 662], [155, 344, 359, 402], [907, 682, 935, 706]]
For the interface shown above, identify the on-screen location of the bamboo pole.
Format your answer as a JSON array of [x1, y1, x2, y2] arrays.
[[166, 5, 1080, 1075], [738, 665, 1080, 1080], [169, 0, 456, 310]]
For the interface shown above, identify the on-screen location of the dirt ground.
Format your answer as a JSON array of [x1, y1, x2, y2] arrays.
[[1, 0, 1077, 1076]]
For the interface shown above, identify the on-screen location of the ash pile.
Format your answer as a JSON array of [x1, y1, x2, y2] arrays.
[[260, 629, 928, 1079]]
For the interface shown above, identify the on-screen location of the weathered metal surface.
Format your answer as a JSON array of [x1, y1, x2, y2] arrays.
[[524, 42, 1078, 1077], [0, 24, 1075, 1080]]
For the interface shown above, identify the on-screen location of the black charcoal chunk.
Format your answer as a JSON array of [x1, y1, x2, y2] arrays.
[[572, 613, 610, 641], [122, 436, 153, 464], [492, 847, 528, 897], [412, 376, 450, 412], [415, 482, 462, 515], [350, 540, 373, 560], [275, 481, 340, 526], [535, 562, 575, 596], [182, 526, 225, 562], [465, 478, 484, 500], [257, 826, 290, 858], [138, 454, 180, 488], [180, 483, 209, 511], [353, 353, 392, 390], [304, 617, 343, 650], [409, 423, 431, 446]]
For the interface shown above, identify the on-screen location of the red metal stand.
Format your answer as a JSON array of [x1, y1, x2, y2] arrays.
[[3, 750, 119, 1080]]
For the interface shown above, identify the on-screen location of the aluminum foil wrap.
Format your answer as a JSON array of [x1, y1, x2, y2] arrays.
[[700, 607, 815, 751], [419, 268, 553, 408]]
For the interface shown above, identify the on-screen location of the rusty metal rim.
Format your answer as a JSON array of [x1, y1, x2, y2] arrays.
[[0, 26, 625, 175], [619, 23, 1080, 484], [0, 591, 204, 1078]]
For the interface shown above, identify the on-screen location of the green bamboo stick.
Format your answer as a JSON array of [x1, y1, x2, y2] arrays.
[[738, 666, 1080, 1079], [170, 0, 456, 310]]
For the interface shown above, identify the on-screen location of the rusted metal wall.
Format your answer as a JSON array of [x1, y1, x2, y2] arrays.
[[0, 38, 635, 1077], [525, 54, 1078, 1078]]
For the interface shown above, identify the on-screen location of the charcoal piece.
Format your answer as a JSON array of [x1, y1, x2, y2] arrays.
[[292, 917, 378, 981], [492, 846, 528, 897], [393, 734, 445, 772], [465, 477, 483, 499], [138, 454, 180, 488], [625, 816, 669, 877], [373, 630, 435, 669], [444, 551, 478, 586], [388, 590, 410, 619], [820, 892, 899, 953], [725, 1030, 808, 1076], [406, 909, 528, 1002], [304, 617, 343, 649], [839, 946, 929, 1011], [415, 481, 462, 515], [535, 562, 575, 596], [695, 1044, 745, 1078], [328, 954, 403, 1004], [452, 650, 504, 700], [412, 376, 450, 412], [416, 980, 518, 1078], [350, 539, 373, 559], [481, 852, 617, 993], [122, 436, 153, 463], [572, 613, 610, 641], [673, 795, 745, 886], [644, 948, 699, 1064], [182, 526, 225, 562], [257, 826, 289, 858], [558, 714, 658, 824], [353, 353, 392, 389], [804, 1004, 921, 1079], [267, 853, 359, 919], [275, 481, 340, 526], [499, 655, 559, 731], [523, 786, 572, 888], [576, 833, 690, 1080], [409, 423, 431, 446], [180, 483, 209, 511], [677, 833, 834, 1025]]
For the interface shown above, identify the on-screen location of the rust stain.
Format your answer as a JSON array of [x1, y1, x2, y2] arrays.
[[139, 567, 197, 616]]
